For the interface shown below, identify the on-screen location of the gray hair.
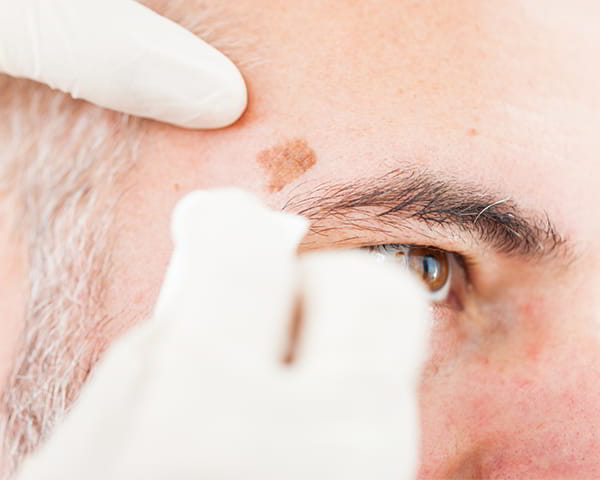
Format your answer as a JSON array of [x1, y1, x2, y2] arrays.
[[0, 78, 142, 477], [0, 1, 261, 477]]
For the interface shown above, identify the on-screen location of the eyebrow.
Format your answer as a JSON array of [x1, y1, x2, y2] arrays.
[[282, 168, 569, 260]]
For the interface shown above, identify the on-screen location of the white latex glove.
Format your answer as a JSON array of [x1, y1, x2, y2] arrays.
[[0, 0, 247, 129], [14, 189, 430, 480]]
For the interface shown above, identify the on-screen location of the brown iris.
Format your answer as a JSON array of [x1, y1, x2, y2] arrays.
[[408, 247, 450, 292]]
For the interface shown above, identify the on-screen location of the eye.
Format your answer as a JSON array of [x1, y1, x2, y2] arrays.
[[408, 246, 450, 295], [362, 244, 458, 304]]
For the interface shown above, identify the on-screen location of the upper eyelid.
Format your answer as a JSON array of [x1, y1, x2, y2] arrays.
[[367, 242, 464, 260], [364, 241, 475, 285], [299, 227, 477, 277], [363, 243, 461, 305]]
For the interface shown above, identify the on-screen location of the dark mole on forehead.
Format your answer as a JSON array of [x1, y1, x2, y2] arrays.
[[257, 138, 317, 193]]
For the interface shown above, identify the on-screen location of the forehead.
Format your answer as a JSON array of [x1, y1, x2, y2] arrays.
[[231, 0, 599, 107], [151, 0, 600, 243]]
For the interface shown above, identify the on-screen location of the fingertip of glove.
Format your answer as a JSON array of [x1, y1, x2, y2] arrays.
[[132, 0, 249, 129], [170, 189, 308, 250], [183, 61, 248, 129], [67, 0, 249, 129], [297, 250, 431, 374]]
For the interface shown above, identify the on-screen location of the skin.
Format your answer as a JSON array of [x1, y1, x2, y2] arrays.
[[257, 138, 317, 193], [3, 0, 600, 478]]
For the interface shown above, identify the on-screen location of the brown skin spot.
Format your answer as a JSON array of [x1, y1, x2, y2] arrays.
[[257, 138, 317, 192], [468, 127, 478, 136]]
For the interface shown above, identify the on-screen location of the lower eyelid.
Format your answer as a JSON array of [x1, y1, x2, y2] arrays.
[[435, 289, 464, 311]]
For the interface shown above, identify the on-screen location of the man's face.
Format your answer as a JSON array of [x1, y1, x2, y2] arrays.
[[4, 0, 600, 478], [105, 1, 600, 477]]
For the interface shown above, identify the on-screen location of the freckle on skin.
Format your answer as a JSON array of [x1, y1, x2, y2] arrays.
[[468, 127, 478, 136], [257, 138, 317, 193]]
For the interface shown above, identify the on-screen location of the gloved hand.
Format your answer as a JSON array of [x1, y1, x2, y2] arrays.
[[14, 189, 430, 480], [0, 0, 246, 129]]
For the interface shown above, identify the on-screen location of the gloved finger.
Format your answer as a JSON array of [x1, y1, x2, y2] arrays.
[[152, 188, 309, 367], [297, 250, 430, 380], [118, 233, 430, 480], [0, 0, 247, 129], [282, 251, 431, 479], [15, 189, 309, 480], [113, 189, 311, 478]]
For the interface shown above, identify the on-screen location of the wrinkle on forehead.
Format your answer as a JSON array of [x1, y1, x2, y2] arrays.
[[257, 138, 317, 193]]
